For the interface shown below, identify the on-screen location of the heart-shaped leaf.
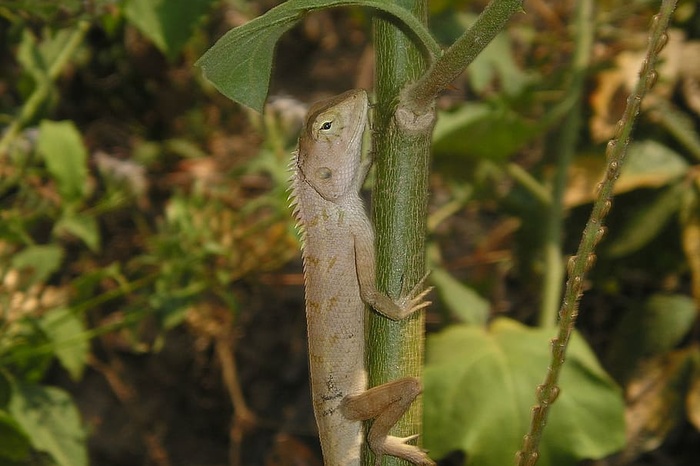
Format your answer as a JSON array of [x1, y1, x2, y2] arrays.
[[424, 318, 625, 465]]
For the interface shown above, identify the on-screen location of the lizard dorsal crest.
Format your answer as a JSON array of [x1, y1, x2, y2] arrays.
[[297, 89, 368, 202]]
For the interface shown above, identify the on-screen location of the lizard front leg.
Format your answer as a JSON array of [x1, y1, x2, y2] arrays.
[[352, 220, 432, 321], [340, 377, 434, 466]]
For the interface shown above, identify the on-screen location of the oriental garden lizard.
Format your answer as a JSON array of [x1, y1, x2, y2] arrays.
[[289, 89, 434, 466]]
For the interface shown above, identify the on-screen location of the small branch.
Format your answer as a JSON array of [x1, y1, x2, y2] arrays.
[[0, 20, 90, 156], [515, 1, 678, 464], [215, 332, 257, 466], [506, 163, 552, 207], [402, 0, 524, 114]]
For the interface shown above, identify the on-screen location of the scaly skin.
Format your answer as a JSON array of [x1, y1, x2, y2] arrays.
[[290, 89, 434, 466]]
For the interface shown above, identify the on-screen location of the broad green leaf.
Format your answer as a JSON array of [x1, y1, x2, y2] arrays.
[[124, 0, 216, 60], [39, 308, 89, 381], [432, 102, 540, 163], [0, 411, 31, 461], [650, 101, 700, 163], [11, 245, 64, 286], [431, 268, 489, 325], [9, 383, 87, 466], [605, 182, 684, 257], [54, 213, 101, 252], [196, 0, 440, 112], [607, 294, 696, 383], [36, 120, 88, 203], [616, 140, 689, 192], [424, 318, 625, 465]]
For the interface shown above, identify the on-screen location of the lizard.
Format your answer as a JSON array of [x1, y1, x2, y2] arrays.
[[289, 88, 435, 466]]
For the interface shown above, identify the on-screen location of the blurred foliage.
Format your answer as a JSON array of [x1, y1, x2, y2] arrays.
[[1, 1, 299, 464], [1, 0, 699, 465]]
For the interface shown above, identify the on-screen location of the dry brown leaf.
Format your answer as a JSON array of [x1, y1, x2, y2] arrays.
[[681, 199, 700, 310], [622, 349, 695, 461], [687, 357, 700, 432], [266, 433, 323, 466], [589, 30, 685, 143]]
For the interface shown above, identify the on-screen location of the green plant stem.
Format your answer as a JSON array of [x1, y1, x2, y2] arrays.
[[403, 0, 523, 113], [506, 163, 551, 207], [515, 1, 678, 465], [539, 0, 595, 328], [368, 1, 431, 465], [0, 20, 90, 156]]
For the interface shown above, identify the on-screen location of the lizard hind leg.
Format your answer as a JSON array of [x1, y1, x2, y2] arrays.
[[340, 377, 435, 466]]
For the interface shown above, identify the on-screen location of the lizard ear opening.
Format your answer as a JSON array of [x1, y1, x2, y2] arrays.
[[316, 167, 332, 180]]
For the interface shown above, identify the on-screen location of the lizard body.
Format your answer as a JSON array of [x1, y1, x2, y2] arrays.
[[290, 89, 434, 466]]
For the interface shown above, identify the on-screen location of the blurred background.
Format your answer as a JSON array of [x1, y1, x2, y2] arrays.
[[1, 1, 699, 465]]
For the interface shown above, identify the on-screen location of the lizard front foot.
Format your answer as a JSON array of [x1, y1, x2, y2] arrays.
[[396, 272, 434, 315]]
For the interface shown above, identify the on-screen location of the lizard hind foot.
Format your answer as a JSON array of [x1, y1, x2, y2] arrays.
[[371, 435, 435, 466]]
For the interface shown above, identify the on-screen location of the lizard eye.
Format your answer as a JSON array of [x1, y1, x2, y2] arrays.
[[320, 121, 333, 131], [316, 167, 332, 180]]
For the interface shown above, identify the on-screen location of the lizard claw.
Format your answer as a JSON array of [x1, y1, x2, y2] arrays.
[[397, 271, 433, 315]]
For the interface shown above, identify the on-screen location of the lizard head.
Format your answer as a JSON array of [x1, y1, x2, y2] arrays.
[[297, 89, 368, 202]]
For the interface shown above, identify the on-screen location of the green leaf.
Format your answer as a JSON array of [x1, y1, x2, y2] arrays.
[[196, 0, 440, 112], [9, 383, 87, 466], [605, 182, 684, 258], [124, 0, 216, 60], [615, 140, 689, 193], [0, 372, 10, 408], [11, 245, 64, 286], [39, 308, 89, 381], [0, 319, 53, 383], [17, 28, 77, 84], [36, 120, 88, 203], [432, 102, 540, 163], [17, 30, 48, 84], [607, 294, 697, 383], [1, 0, 82, 23], [54, 213, 101, 252], [0, 411, 31, 461], [424, 318, 625, 465], [431, 12, 532, 95], [431, 268, 489, 325]]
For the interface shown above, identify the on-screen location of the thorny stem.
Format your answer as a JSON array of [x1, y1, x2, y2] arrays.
[[515, 1, 678, 465]]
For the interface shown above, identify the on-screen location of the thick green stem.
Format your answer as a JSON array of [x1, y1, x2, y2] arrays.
[[368, 1, 431, 465], [516, 1, 678, 464], [539, 0, 595, 327]]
